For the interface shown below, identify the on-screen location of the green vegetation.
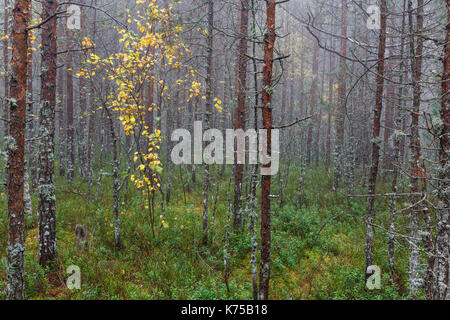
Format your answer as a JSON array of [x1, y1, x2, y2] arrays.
[[0, 164, 412, 300]]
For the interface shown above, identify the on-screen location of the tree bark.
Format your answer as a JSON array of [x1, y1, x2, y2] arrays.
[[333, 0, 347, 191], [202, 0, 214, 245], [6, 0, 30, 300], [365, 0, 387, 280], [66, 30, 74, 183], [306, 33, 319, 166], [3, 0, 9, 137], [326, 39, 336, 171], [57, 21, 65, 177], [233, 0, 249, 230], [78, 0, 87, 177], [434, 0, 449, 300], [38, 0, 58, 268], [259, 0, 275, 301], [382, 41, 395, 171], [407, 0, 425, 299], [388, 0, 408, 279], [26, 3, 35, 187]]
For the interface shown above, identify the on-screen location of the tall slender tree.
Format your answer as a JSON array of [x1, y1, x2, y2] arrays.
[[407, 0, 425, 299], [6, 0, 30, 300], [365, 0, 387, 279], [233, 0, 249, 229], [66, 26, 74, 183], [306, 32, 319, 166], [3, 0, 9, 137], [259, 0, 275, 300], [434, 0, 449, 300], [201, 0, 214, 245], [38, 0, 58, 268], [333, 0, 347, 191]]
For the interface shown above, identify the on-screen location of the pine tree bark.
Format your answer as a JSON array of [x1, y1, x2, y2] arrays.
[[365, 0, 387, 280], [38, 0, 58, 268], [6, 0, 30, 300], [3, 0, 9, 137], [26, 2, 35, 187], [259, 0, 275, 300], [250, 0, 259, 300]]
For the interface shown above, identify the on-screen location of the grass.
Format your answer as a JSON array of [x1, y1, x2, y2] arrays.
[[0, 162, 417, 300]]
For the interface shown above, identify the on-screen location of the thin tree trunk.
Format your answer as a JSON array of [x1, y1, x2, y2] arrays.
[[57, 25, 65, 177], [382, 53, 395, 172], [365, 0, 387, 280], [326, 40, 335, 171], [86, 0, 97, 202], [105, 106, 120, 251], [306, 34, 319, 166], [23, 164, 32, 215], [250, 0, 259, 300], [233, 0, 249, 230], [78, 0, 87, 177], [434, 0, 449, 300], [315, 63, 325, 168], [202, 0, 214, 245], [6, 0, 30, 300], [259, 0, 275, 300], [333, 0, 347, 191], [38, 0, 58, 268], [388, 0, 408, 279], [3, 0, 9, 138], [26, 5, 35, 188], [407, 0, 425, 299], [66, 32, 74, 183]]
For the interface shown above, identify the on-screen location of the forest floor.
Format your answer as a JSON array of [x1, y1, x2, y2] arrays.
[[0, 164, 415, 299]]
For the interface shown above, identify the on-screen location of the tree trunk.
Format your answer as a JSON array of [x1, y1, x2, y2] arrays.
[[26, 4, 35, 188], [250, 0, 259, 300], [259, 0, 275, 300], [23, 164, 32, 215], [66, 32, 74, 183], [233, 0, 249, 230], [86, 0, 97, 202], [6, 0, 30, 300], [365, 0, 387, 280], [407, 0, 425, 300], [333, 0, 347, 191], [201, 0, 214, 245], [326, 39, 335, 171], [434, 0, 449, 300], [105, 106, 120, 251], [306, 34, 319, 166], [3, 0, 9, 137], [388, 0, 408, 279], [78, 0, 87, 177], [57, 22, 65, 177], [38, 0, 58, 268], [382, 41, 395, 171]]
